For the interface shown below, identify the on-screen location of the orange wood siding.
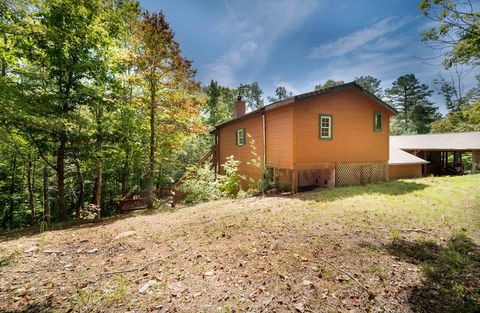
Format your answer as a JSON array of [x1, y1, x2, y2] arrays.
[[389, 164, 422, 180], [265, 106, 293, 169], [293, 88, 392, 165], [218, 113, 264, 188]]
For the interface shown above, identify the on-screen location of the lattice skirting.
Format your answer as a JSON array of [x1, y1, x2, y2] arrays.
[[336, 161, 388, 186]]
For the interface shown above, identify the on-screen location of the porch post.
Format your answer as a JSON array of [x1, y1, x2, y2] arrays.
[[473, 150, 478, 174], [291, 168, 298, 193]]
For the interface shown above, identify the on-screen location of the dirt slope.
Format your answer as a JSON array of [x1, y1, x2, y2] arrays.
[[1, 175, 479, 312]]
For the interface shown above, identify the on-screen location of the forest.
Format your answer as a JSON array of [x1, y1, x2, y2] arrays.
[[0, 0, 479, 230]]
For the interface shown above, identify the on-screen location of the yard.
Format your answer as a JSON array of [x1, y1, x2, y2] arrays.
[[1, 175, 479, 312]]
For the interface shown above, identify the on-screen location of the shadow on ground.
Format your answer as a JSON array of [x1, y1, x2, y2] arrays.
[[295, 180, 428, 202], [385, 234, 480, 313], [0, 206, 175, 243]]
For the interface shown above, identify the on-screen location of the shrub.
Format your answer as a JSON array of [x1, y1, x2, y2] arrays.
[[246, 135, 278, 195], [218, 156, 244, 198], [179, 163, 222, 204]]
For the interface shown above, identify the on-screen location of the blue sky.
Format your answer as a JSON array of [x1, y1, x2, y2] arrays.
[[141, 0, 479, 113]]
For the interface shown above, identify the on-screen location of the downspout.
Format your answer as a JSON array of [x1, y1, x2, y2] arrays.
[[262, 110, 266, 166], [215, 128, 219, 179]]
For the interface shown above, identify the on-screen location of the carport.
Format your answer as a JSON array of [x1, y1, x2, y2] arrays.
[[390, 132, 480, 176]]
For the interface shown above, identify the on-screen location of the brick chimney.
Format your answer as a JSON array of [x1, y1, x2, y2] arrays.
[[234, 95, 246, 118]]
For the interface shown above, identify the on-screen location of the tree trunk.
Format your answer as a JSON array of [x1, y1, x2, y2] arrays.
[[27, 152, 35, 225], [4, 155, 17, 229], [74, 161, 84, 218], [1, 36, 6, 77], [147, 92, 155, 209], [57, 136, 67, 220], [121, 146, 130, 197], [43, 165, 51, 227], [92, 109, 103, 212]]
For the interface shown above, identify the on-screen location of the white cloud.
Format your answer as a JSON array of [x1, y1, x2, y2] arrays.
[[304, 49, 478, 114], [308, 16, 414, 59], [203, 0, 322, 86]]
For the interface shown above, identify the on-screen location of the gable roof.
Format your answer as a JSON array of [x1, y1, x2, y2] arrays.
[[212, 82, 398, 131], [391, 132, 480, 151]]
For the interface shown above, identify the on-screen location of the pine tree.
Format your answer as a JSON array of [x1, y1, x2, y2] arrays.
[[386, 74, 439, 134]]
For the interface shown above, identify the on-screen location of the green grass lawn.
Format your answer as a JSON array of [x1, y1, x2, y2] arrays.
[[1, 174, 479, 312], [293, 175, 480, 241]]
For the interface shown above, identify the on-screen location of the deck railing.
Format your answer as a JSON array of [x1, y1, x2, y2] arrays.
[[117, 146, 216, 210], [118, 188, 172, 212]]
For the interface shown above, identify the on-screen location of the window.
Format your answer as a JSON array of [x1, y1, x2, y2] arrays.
[[374, 112, 382, 131], [236, 128, 245, 146], [319, 114, 332, 140]]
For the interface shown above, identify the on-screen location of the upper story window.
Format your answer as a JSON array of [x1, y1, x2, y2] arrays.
[[319, 114, 333, 140], [236, 128, 246, 146], [374, 112, 382, 132]]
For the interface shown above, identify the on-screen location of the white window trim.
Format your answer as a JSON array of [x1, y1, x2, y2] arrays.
[[320, 115, 332, 139], [236, 128, 245, 146]]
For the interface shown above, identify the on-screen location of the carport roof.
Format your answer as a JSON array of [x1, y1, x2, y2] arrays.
[[391, 132, 480, 151], [389, 147, 429, 165]]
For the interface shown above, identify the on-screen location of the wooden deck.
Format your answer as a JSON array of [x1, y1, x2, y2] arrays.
[[118, 188, 172, 213], [118, 145, 217, 210]]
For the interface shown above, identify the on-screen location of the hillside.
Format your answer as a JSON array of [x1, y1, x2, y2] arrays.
[[1, 175, 479, 313]]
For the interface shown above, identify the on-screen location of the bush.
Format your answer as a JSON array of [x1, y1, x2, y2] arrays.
[[179, 163, 221, 204], [218, 156, 244, 198], [179, 155, 246, 204]]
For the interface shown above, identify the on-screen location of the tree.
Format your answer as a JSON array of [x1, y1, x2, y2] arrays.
[[131, 11, 198, 208], [204, 80, 236, 127], [466, 74, 480, 104], [17, 0, 126, 220], [237, 82, 264, 110], [354, 76, 382, 96], [386, 74, 439, 134], [430, 100, 480, 133], [315, 80, 344, 90], [0, 1, 207, 230], [267, 86, 293, 103], [420, 0, 480, 68]]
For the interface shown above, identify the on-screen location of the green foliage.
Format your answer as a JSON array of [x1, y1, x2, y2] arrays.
[[315, 79, 344, 90], [179, 154, 246, 204], [0, 1, 204, 229], [419, 0, 480, 68], [390, 117, 418, 135], [386, 74, 440, 134], [433, 75, 466, 112], [465, 74, 480, 104], [218, 156, 244, 198], [354, 75, 382, 96], [130, 10, 202, 208], [430, 100, 480, 133], [203, 80, 236, 127], [237, 82, 264, 110], [245, 134, 276, 195], [267, 86, 293, 103], [179, 163, 221, 205]]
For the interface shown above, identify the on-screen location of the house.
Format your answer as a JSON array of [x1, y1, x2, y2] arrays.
[[211, 82, 398, 191], [209, 82, 480, 192]]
